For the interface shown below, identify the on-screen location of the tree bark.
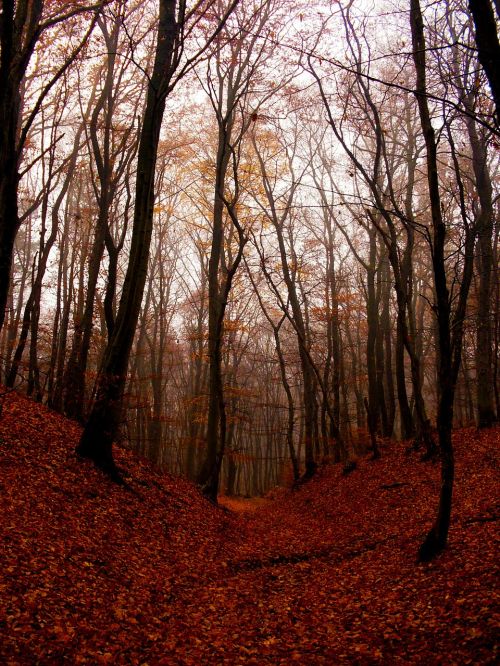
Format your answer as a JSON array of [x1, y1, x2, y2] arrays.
[[77, 0, 179, 477], [463, 100, 497, 427], [468, 0, 500, 126], [411, 0, 477, 561]]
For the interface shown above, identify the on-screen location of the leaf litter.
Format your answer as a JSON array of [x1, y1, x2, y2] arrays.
[[0, 389, 498, 664]]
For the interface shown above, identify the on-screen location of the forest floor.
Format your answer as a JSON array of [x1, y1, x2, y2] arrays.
[[0, 389, 498, 665]]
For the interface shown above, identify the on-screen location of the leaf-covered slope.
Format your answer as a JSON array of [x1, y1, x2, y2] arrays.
[[0, 388, 498, 664], [0, 389, 239, 664]]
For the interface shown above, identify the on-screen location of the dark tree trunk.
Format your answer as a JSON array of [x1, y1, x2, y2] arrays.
[[463, 101, 497, 428], [197, 120, 232, 501], [412, 0, 453, 561], [326, 221, 342, 446], [185, 304, 207, 481], [274, 327, 300, 482], [226, 454, 237, 496], [0, 0, 25, 333], [77, 0, 179, 477], [365, 229, 381, 458], [468, 0, 500, 125], [381, 256, 396, 437], [411, 0, 477, 561], [395, 316, 414, 439], [49, 212, 77, 411], [375, 247, 389, 437]]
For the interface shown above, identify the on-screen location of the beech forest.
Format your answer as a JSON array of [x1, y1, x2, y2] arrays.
[[0, 0, 499, 663]]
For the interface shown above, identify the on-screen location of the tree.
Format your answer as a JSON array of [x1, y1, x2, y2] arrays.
[[309, 11, 435, 454], [196, 0, 278, 501], [443, 5, 498, 428], [5, 87, 87, 396], [410, 0, 479, 561], [468, 0, 500, 126], [64, 5, 142, 420], [0, 1, 105, 333], [77, 0, 239, 479], [249, 119, 348, 474], [246, 264, 300, 483]]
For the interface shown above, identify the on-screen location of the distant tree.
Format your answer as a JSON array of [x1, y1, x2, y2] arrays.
[[249, 120, 348, 474], [246, 264, 300, 483], [196, 0, 278, 501]]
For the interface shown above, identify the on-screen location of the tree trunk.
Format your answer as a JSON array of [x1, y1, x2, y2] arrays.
[[365, 229, 381, 458], [274, 326, 300, 482], [197, 117, 232, 501], [463, 101, 497, 427], [411, 0, 476, 561], [381, 256, 396, 437], [77, 0, 179, 478], [0, 0, 25, 333], [468, 0, 500, 125], [0, 94, 21, 334]]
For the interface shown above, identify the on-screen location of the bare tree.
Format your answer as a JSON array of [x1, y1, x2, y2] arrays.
[[77, 0, 239, 479], [410, 0, 479, 561], [196, 0, 278, 501], [0, 1, 105, 332], [468, 0, 500, 126]]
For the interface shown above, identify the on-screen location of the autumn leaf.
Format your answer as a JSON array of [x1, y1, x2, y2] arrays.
[[0, 389, 498, 664]]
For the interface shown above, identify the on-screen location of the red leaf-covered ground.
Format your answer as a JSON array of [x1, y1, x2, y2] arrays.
[[0, 389, 498, 664]]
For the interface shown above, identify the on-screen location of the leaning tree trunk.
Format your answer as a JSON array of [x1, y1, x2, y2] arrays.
[[412, 0, 453, 561], [411, 0, 477, 562], [76, 0, 178, 477]]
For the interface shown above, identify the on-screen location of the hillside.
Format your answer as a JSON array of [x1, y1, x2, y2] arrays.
[[0, 389, 498, 664]]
